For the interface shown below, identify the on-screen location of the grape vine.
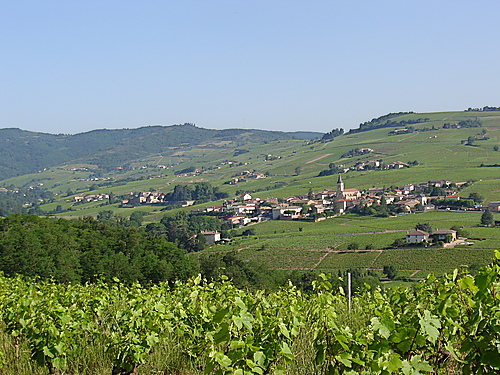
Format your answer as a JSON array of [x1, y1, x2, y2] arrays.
[[0, 251, 499, 374]]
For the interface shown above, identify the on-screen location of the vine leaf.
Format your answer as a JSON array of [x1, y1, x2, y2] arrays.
[[419, 310, 441, 344]]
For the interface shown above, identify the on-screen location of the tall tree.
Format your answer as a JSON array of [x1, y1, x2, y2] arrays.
[[481, 209, 494, 226], [415, 222, 432, 234]]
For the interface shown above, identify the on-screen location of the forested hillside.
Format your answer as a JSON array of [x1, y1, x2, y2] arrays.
[[0, 124, 321, 179]]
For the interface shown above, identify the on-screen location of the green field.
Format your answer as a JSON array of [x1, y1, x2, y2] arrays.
[[204, 211, 500, 277]]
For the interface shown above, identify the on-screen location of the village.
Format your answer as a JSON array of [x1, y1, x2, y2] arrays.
[[106, 174, 497, 247]]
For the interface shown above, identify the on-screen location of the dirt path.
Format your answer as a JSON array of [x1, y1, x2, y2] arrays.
[[306, 153, 332, 164], [408, 270, 421, 277], [312, 243, 344, 269], [369, 250, 384, 267]]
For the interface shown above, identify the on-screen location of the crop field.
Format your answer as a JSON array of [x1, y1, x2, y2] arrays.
[[315, 251, 381, 270], [238, 248, 328, 269], [216, 211, 500, 276], [372, 248, 496, 277], [241, 211, 486, 237]]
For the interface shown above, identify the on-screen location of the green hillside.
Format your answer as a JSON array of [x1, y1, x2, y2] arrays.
[[1, 108, 500, 282], [0, 124, 321, 180], [6, 108, 495, 211]]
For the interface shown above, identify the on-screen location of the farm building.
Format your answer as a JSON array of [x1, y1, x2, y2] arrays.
[[432, 229, 457, 243], [201, 231, 221, 245], [406, 230, 429, 243], [487, 202, 500, 212]]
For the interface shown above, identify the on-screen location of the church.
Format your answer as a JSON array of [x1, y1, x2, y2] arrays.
[[335, 174, 361, 201]]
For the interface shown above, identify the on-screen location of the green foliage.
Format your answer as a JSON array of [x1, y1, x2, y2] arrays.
[[1, 252, 500, 373], [0, 215, 195, 284], [350, 112, 431, 133], [242, 228, 256, 236], [317, 163, 341, 177], [346, 242, 359, 250], [415, 222, 432, 234], [163, 182, 227, 202], [481, 208, 494, 226], [321, 128, 344, 141], [0, 186, 54, 216], [468, 192, 483, 204], [383, 265, 397, 280]]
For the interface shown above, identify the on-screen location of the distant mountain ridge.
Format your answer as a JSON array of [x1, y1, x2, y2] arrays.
[[0, 124, 323, 180]]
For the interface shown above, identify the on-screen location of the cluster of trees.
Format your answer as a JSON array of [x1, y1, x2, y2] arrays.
[[349, 112, 431, 134], [163, 182, 228, 203], [456, 119, 482, 128], [0, 213, 274, 289], [0, 186, 54, 216], [320, 128, 344, 141], [433, 198, 475, 209], [420, 185, 448, 196], [145, 211, 231, 252], [0, 215, 196, 284], [233, 148, 250, 156], [388, 127, 415, 135], [317, 163, 342, 177], [0, 213, 342, 292], [466, 106, 500, 111], [353, 198, 403, 217], [340, 148, 372, 158]]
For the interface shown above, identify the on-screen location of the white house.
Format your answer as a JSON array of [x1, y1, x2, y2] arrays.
[[406, 230, 429, 243], [201, 231, 221, 245]]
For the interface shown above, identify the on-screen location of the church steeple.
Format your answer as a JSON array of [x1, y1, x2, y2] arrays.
[[336, 174, 344, 199]]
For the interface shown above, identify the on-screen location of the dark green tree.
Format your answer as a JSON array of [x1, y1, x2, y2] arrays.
[[97, 210, 114, 222], [415, 222, 432, 234], [129, 211, 146, 226], [383, 265, 397, 280], [347, 242, 359, 250], [242, 228, 255, 236], [468, 192, 483, 204], [481, 209, 494, 226]]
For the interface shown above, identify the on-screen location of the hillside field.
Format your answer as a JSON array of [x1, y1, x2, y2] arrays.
[[202, 210, 500, 277], [1, 109, 500, 279]]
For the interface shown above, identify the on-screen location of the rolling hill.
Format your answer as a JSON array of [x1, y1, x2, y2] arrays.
[[1, 108, 500, 281], [0, 124, 322, 180], [1, 108, 500, 217]]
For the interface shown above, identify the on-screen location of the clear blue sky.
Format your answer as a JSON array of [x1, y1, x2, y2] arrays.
[[2, 0, 500, 135]]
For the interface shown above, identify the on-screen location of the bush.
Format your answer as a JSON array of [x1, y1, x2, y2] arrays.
[[347, 242, 359, 250]]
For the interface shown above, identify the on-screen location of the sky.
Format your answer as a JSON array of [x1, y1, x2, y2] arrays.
[[2, 1, 500, 135]]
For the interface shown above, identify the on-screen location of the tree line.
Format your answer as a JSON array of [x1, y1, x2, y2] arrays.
[[0, 214, 334, 291]]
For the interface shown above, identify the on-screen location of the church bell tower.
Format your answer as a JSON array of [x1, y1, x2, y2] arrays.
[[336, 174, 344, 199]]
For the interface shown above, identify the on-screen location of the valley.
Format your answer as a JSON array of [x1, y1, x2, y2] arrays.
[[0, 109, 499, 282]]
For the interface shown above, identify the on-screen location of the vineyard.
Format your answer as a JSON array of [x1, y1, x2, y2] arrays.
[[1, 252, 500, 375]]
